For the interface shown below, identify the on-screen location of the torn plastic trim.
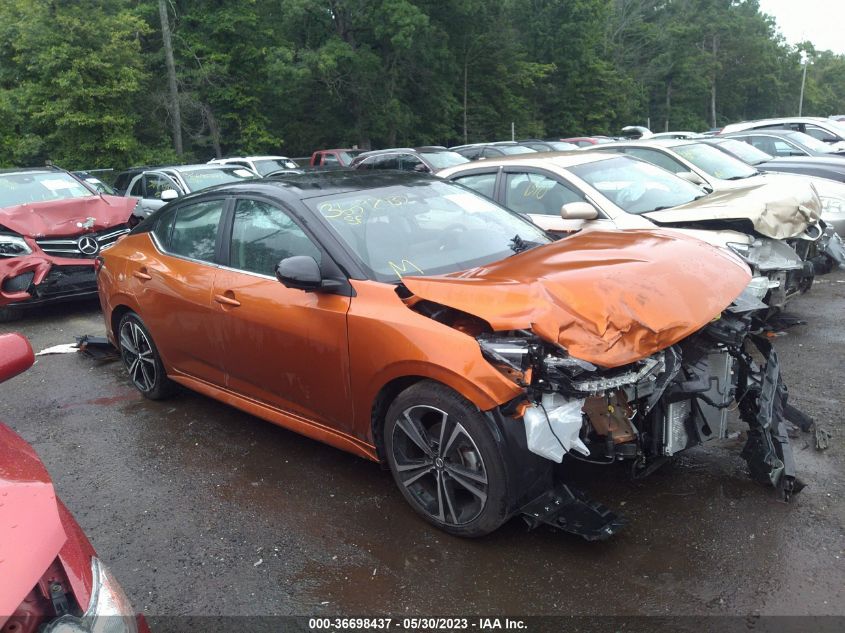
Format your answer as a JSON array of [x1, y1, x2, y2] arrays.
[[523, 392, 589, 462]]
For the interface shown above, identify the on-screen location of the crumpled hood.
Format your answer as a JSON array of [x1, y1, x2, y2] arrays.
[[402, 229, 751, 368], [0, 195, 136, 238], [643, 179, 821, 239], [0, 423, 67, 617]]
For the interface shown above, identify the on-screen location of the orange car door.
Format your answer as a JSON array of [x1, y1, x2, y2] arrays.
[[211, 197, 354, 432], [131, 197, 228, 386]]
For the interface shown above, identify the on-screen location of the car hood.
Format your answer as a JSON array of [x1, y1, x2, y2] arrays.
[[642, 179, 821, 239], [402, 229, 750, 368], [765, 156, 845, 171], [0, 195, 136, 238], [0, 423, 67, 617]]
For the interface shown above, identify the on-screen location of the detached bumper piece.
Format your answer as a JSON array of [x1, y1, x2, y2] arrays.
[[520, 483, 626, 541], [738, 337, 806, 501]]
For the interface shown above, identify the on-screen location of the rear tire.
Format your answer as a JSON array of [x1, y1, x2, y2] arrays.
[[384, 381, 510, 537], [117, 312, 176, 400]]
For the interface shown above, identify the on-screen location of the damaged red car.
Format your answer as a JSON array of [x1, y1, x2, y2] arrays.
[[97, 172, 805, 539], [0, 333, 147, 632], [0, 167, 137, 322]]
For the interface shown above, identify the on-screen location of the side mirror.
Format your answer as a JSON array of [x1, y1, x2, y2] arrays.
[[413, 163, 431, 173], [677, 171, 706, 186], [821, 136, 839, 144], [560, 201, 599, 220], [160, 189, 179, 201], [275, 256, 323, 291], [0, 333, 34, 384]]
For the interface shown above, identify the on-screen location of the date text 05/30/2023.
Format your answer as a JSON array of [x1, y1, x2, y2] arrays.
[[309, 617, 528, 631]]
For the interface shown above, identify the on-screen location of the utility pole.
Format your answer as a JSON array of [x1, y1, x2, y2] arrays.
[[159, 0, 183, 155], [798, 51, 809, 117]]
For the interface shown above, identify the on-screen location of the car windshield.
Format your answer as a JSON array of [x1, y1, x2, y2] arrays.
[[786, 131, 837, 153], [569, 156, 704, 214], [419, 151, 469, 169], [178, 167, 256, 192], [338, 150, 364, 164], [499, 145, 538, 155], [83, 177, 117, 195], [253, 159, 298, 175], [821, 119, 845, 138], [671, 142, 758, 180], [548, 141, 578, 151], [306, 180, 551, 282], [714, 139, 773, 164], [0, 171, 94, 208]]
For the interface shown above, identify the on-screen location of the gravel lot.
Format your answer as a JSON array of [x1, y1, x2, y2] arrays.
[[1, 271, 843, 624]]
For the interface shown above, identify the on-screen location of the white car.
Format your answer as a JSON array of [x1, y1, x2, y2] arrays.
[[207, 155, 298, 176], [438, 152, 822, 311], [124, 164, 258, 216], [720, 117, 845, 152]]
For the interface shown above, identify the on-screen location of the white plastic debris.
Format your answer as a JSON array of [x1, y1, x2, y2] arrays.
[[523, 393, 590, 462], [36, 343, 78, 356]]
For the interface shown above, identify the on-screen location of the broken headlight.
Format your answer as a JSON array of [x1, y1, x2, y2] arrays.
[[42, 558, 138, 633], [0, 233, 32, 257]]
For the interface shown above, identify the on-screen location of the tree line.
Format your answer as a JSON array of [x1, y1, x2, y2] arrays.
[[1, 0, 843, 171]]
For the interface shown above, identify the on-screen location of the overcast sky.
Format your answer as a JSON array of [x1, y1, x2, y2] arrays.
[[758, 0, 845, 54]]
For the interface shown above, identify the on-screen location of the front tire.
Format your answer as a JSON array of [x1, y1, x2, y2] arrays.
[[384, 381, 510, 537], [118, 312, 175, 400]]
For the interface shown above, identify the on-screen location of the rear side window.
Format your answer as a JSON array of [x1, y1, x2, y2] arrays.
[[168, 199, 225, 262], [129, 177, 144, 197], [229, 199, 321, 276]]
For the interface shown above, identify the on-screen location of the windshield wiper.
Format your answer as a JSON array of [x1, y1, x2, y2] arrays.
[[509, 234, 540, 254]]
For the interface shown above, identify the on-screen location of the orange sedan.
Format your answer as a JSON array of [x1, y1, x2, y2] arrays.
[[97, 172, 803, 539]]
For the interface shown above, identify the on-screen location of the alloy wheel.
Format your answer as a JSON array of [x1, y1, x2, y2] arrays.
[[120, 320, 157, 392], [391, 405, 488, 526]]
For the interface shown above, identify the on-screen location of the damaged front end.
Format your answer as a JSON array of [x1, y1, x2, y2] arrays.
[[476, 296, 805, 540]]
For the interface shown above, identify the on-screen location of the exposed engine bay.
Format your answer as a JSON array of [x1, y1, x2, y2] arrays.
[[476, 296, 806, 540]]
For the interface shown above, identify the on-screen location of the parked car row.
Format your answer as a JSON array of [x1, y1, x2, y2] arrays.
[[2, 123, 838, 623]]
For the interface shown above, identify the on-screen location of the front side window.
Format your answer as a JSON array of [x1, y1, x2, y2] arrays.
[[168, 199, 225, 262], [398, 154, 424, 171], [569, 156, 704, 215], [229, 199, 321, 276], [0, 171, 93, 209], [452, 172, 497, 199], [670, 143, 757, 180], [306, 180, 550, 282], [373, 155, 401, 170], [145, 173, 180, 200], [504, 172, 585, 215], [419, 151, 469, 170]]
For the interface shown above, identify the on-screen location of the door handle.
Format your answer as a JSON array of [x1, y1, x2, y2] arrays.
[[133, 268, 152, 281], [214, 293, 241, 307]]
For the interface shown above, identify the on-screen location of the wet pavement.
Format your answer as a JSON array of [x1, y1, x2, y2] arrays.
[[1, 271, 843, 620]]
